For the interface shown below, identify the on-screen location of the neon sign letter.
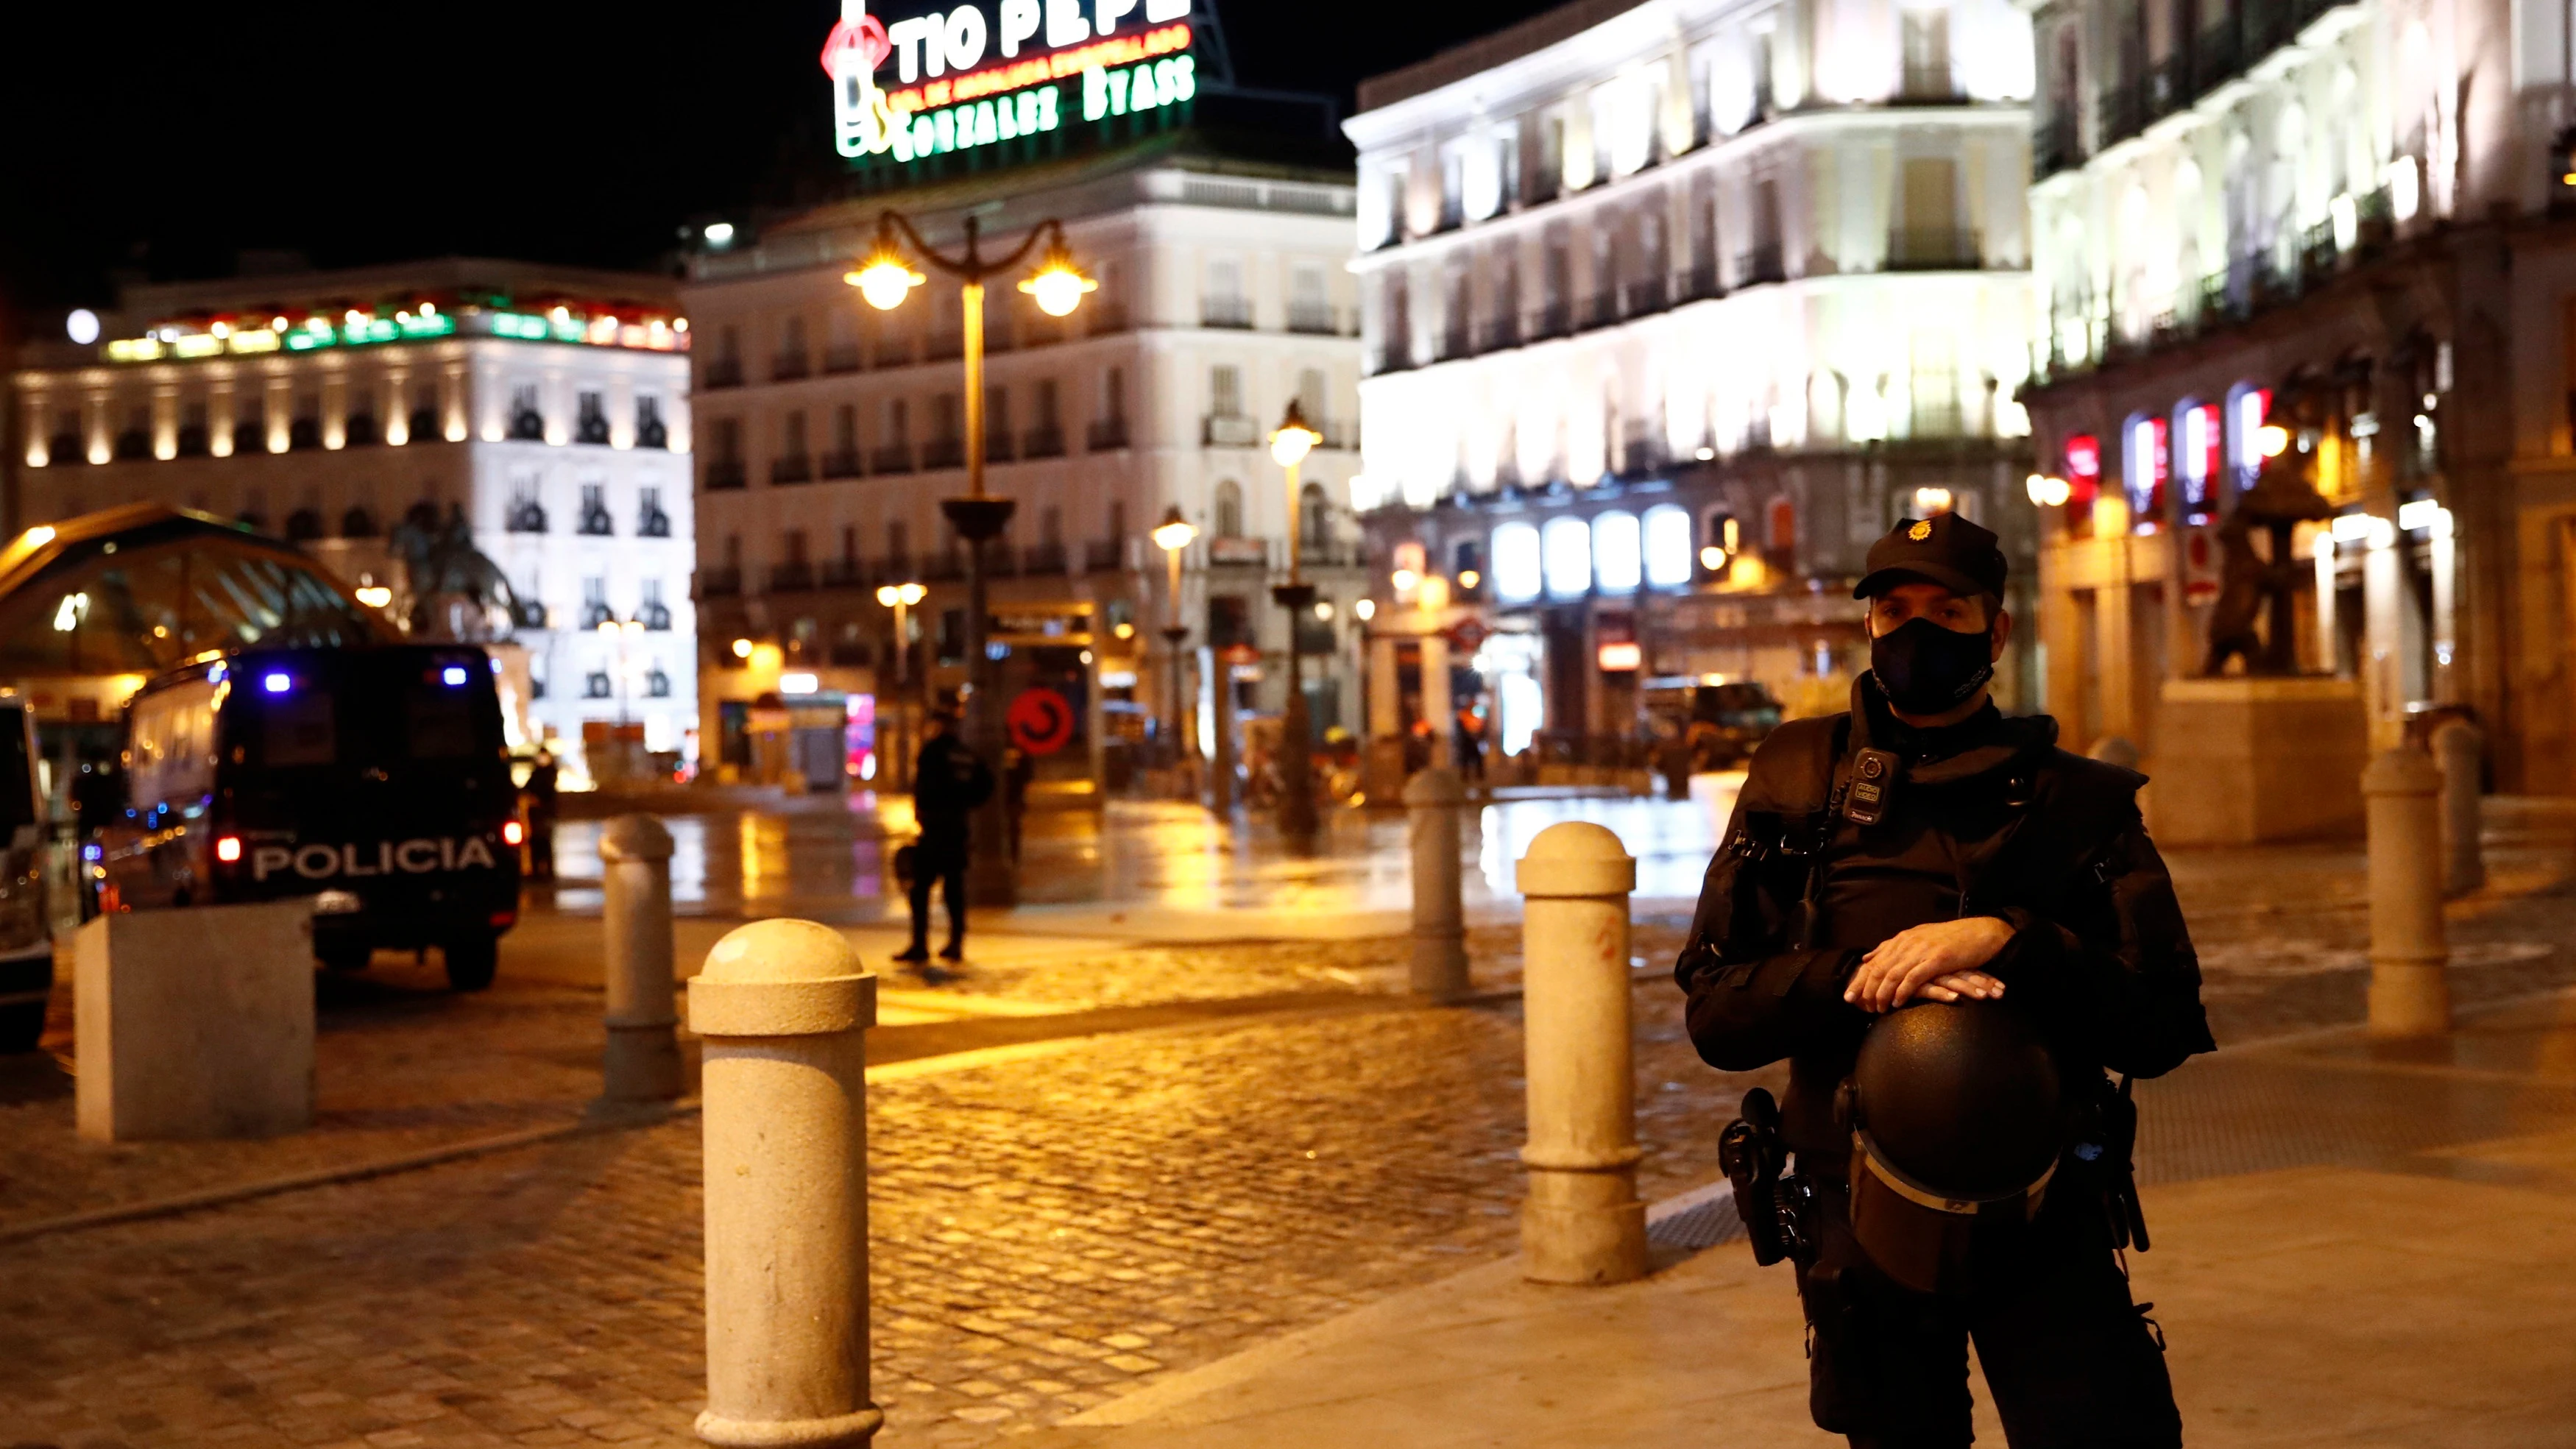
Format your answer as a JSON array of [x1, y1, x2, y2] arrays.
[[999, 0, 1041, 54]]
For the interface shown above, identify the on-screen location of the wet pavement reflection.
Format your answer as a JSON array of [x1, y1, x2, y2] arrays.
[[548, 782, 1738, 924]]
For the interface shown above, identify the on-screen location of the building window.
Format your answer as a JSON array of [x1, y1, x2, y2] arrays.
[[1214, 480, 1245, 537], [585, 671, 614, 699], [1211, 365, 1243, 417], [509, 385, 545, 442], [1492, 521, 1543, 603], [578, 483, 613, 536], [1900, 5, 1954, 99], [582, 577, 613, 629], [1543, 516, 1592, 598], [576, 391, 610, 444], [1642, 504, 1694, 588], [1593, 511, 1641, 594], [507, 478, 547, 534], [637, 395, 669, 449], [2124, 414, 2169, 528], [639, 486, 671, 537]]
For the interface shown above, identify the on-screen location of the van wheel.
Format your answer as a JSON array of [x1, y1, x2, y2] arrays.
[[318, 945, 373, 974], [443, 936, 498, 992], [0, 1002, 43, 1054]]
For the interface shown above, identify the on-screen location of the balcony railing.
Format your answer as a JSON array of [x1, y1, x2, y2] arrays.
[[1885, 228, 1984, 271], [1437, 323, 1472, 362], [1022, 542, 1068, 573], [769, 562, 815, 593], [1371, 337, 1416, 374], [704, 358, 743, 389], [1317, 419, 1359, 451], [1621, 276, 1669, 318], [1204, 414, 1260, 447], [576, 508, 615, 537], [639, 510, 673, 538], [821, 559, 866, 589], [1083, 539, 1127, 573], [871, 444, 916, 474], [699, 567, 743, 598], [2097, 77, 2149, 147], [1022, 423, 1066, 458], [922, 550, 964, 581], [985, 430, 1016, 463], [819, 447, 861, 480], [1529, 300, 1571, 341], [1208, 535, 1268, 567], [1581, 290, 1618, 330], [922, 437, 965, 470], [823, 344, 863, 375], [705, 460, 746, 492], [1287, 300, 1342, 335], [874, 337, 915, 367], [1088, 416, 1130, 451], [1477, 313, 1523, 352], [1202, 295, 1255, 329], [1735, 244, 1786, 287], [2034, 114, 2081, 181], [1680, 259, 1722, 303], [771, 455, 814, 485], [506, 501, 549, 534], [640, 603, 673, 631], [925, 330, 964, 362], [1086, 300, 1130, 336]]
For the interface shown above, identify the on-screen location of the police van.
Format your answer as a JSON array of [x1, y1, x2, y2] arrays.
[[96, 644, 522, 990]]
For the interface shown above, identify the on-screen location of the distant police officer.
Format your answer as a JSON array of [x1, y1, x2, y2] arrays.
[[897, 698, 994, 966], [1677, 513, 2214, 1448]]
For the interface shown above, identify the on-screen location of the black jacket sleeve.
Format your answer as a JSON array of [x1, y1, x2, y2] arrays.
[[1988, 818, 2216, 1079], [1672, 812, 1866, 1073]]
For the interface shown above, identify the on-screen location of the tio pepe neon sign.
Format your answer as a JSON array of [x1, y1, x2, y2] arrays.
[[824, 0, 1195, 163]]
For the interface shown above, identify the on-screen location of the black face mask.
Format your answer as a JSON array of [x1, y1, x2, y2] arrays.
[[1870, 616, 1995, 715]]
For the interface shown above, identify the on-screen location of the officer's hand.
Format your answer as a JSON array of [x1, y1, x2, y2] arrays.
[[1917, 971, 2005, 1005], [1846, 918, 2014, 1013]]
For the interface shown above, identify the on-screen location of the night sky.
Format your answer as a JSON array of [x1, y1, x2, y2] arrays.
[[1, 0, 1564, 319]]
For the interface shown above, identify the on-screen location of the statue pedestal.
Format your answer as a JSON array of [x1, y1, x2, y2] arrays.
[[2150, 676, 2366, 846]]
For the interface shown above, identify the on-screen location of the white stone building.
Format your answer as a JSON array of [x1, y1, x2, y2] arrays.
[[682, 144, 1363, 784], [1346, 0, 2040, 766], [9, 259, 698, 783]]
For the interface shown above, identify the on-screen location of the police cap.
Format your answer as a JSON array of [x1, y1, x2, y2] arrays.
[[1853, 511, 2009, 601]]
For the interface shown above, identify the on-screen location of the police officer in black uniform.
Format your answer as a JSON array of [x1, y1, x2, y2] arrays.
[[896, 700, 993, 965], [1677, 513, 2215, 1448]]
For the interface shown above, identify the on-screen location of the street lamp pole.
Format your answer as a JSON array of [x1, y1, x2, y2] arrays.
[[851, 212, 1094, 907], [875, 581, 924, 790], [1269, 401, 1323, 847], [1152, 506, 1199, 793]]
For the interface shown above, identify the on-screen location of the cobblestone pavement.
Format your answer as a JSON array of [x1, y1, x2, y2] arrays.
[[4, 801, 2574, 1447]]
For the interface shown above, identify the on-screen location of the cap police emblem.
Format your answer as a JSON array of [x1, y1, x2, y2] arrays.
[[1908, 520, 1933, 541]]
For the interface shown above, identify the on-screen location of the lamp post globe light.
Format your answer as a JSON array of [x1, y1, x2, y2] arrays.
[[848, 211, 1094, 907], [1150, 506, 1200, 788], [1268, 400, 1326, 846], [874, 581, 926, 790]]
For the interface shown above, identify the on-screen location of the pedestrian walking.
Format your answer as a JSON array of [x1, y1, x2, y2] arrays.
[[1454, 702, 1487, 785], [1677, 512, 2214, 1448], [895, 701, 994, 966], [521, 748, 559, 884]]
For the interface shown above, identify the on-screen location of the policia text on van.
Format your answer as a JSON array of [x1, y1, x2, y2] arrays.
[[96, 645, 522, 991]]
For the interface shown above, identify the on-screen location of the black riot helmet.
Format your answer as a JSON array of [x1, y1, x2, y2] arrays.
[[1841, 1000, 2070, 1295]]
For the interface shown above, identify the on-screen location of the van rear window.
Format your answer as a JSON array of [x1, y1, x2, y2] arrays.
[[404, 685, 482, 759], [258, 693, 336, 767]]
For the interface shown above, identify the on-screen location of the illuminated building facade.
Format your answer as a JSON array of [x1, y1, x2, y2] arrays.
[[1345, 0, 2040, 776], [9, 259, 698, 782], [685, 0, 1363, 787], [2020, 0, 2576, 818]]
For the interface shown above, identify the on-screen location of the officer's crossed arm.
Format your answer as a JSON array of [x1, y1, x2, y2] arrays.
[[1844, 918, 2013, 1013], [1675, 823, 1872, 1070]]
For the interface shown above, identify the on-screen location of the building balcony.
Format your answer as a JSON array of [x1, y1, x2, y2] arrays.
[[771, 455, 814, 485], [506, 502, 549, 534], [871, 444, 916, 475], [1087, 300, 1130, 336], [874, 337, 915, 368], [926, 330, 965, 363], [638, 510, 673, 538], [820, 448, 862, 480], [1204, 414, 1260, 447], [1529, 301, 1572, 341], [1621, 276, 1669, 318], [1885, 228, 1984, 272], [823, 344, 863, 375], [579, 601, 617, 628], [1023, 541, 1068, 573], [1735, 244, 1786, 287], [770, 563, 815, 593], [699, 567, 743, 598], [1088, 416, 1130, 451], [771, 353, 810, 382], [1370, 337, 1416, 374], [2034, 115, 2081, 182], [1680, 259, 1723, 303], [1208, 535, 1268, 567], [1436, 324, 1472, 362], [985, 430, 1016, 464], [821, 559, 866, 589], [175, 425, 209, 457], [922, 437, 965, 470], [704, 358, 744, 390], [1202, 295, 1255, 329], [1022, 423, 1066, 459], [575, 416, 611, 445], [1477, 313, 1523, 352], [1287, 300, 1343, 336], [1083, 539, 1126, 573], [640, 603, 673, 631], [922, 550, 964, 581], [705, 460, 747, 492], [576, 509, 615, 537], [1581, 290, 1618, 330], [345, 414, 381, 447]]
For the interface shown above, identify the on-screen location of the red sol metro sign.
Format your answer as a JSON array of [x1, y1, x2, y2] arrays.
[[824, 0, 1198, 164]]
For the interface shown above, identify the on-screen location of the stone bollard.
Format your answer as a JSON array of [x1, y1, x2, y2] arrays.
[[2363, 749, 2450, 1038], [599, 815, 684, 1105], [690, 920, 880, 1448], [1514, 821, 1647, 1286], [1404, 767, 1469, 1001], [2432, 720, 2485, 898]]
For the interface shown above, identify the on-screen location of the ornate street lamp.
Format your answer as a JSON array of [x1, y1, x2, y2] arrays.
[[1268, 400, 1325, 846], [1150, 506, 1199, 784], [849, 212, 1094, 904]]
